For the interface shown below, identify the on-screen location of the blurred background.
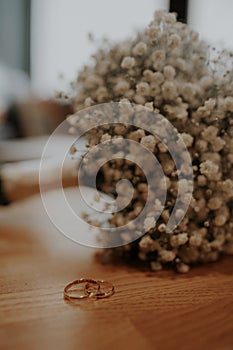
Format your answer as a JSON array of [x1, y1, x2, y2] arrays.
[[0, 0, 233, 203]]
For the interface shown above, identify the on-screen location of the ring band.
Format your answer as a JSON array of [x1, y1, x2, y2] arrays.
[[64, 278, 100, 300], [85, 280, 115, 299]]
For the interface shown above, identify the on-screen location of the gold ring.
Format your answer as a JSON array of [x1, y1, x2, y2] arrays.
[[64, 278, 100, 300], [85, 280, 115, 299]]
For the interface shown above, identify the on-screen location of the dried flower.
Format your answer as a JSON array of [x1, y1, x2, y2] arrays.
[[121, 56, 135, 69], [132, 42, 147, 56]]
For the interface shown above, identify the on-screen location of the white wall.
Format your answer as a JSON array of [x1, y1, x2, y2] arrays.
[[31, 0, 169, 96], [188, 0, 233, 49]]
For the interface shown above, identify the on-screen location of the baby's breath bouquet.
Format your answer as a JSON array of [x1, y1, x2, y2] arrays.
[[68, 11, 233, 272]]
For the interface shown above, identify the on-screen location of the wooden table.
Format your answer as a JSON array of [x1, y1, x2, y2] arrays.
[[0, 189, 232, 350]]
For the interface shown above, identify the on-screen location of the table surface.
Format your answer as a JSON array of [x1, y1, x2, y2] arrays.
[[0, 189, 232, 350]]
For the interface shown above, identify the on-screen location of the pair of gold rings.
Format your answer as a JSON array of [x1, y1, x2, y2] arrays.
[[64, 278, 115, 301]]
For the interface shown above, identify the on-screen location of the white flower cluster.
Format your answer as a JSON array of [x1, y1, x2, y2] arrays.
[[69, 11, 233, 272]]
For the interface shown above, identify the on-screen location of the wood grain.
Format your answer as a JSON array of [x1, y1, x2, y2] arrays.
[[0, 190, 232, 350]]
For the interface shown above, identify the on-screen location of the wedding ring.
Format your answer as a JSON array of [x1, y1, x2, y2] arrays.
[[64, 278, 100, 300], [85, 280, 115, 299]]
